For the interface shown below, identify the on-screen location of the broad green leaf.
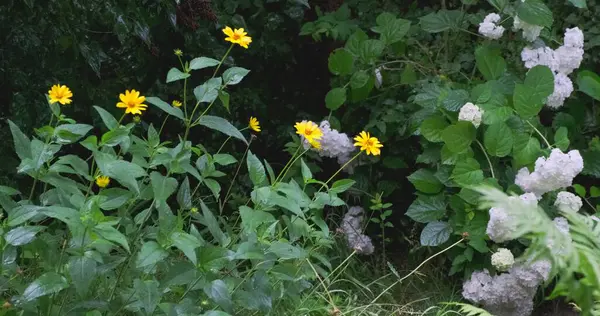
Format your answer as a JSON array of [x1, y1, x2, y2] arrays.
[[487, 0, 508, 11], [406, 195, 446, 223], [8, 205, 43, 226], [223, 67, 250, 85], [8, 119, 31, 160], [197, 116, 247, 144], [525, 65, 555, 101], [94, 224, 130, 252], [517, 0, 553, 28], [420, 221, 453, 246], [350, 70, 369, 89], [200, 201, 229, 246], [99, 188, 131, 210], [514, 84, 542, 118], [513, 134, 542, 167], [452, 158, 484, 186], [56, 155, 90, 179], [374, 13, 411, 44], [419, 10, 465, 33], [300, 159, 312, 183], [358, 39, 384, 64], [136, 241, 169, 269], [240, 206, 276, 233], [4, 226, 44, 246], [166, 67, 190, 83], [68, 256, 97, 297], [443, 89, 469, 112], [325, 88, 347, 110], [484, 122, 513, 157], [204, 178, 221, 200], [177, 177, 192, 210], [568, 0, 586, 8], [100, 127, 130, 147], [134, 279, 161, 315], [21, 272, 68, 302], [150, 171, 178, 204], [0, 185, 19, 196], [219, 90, 230, 112], [345, 29, 368, 56], [204, 280, 233, 312], [93, 106, 119, 130], [268, 241, 307, 259], [247, 151, 266, 187], [408, 169, 444, 194], [573, 184, 586, 197], [483, 106, 513, 125], [54, 124, 93, 144], [328, 48, 354, 75], [442, 121, 476, 153], [581, 150, 600, 178], [330, 179, 356, 194], [475, 46, 506, 81], [42, 206, 82, 229], [94, 152, 146, 193], [554, 127, 569, 151], [171, 232, 203, 265], [213, 154, 237, 166], [590, 186, 600, 198], [420, 116, 449, 142], [190, 57, 220, 70], [194, 78, 222, 104], [146, 97, 185, 120], [577, 70, 600, 101]]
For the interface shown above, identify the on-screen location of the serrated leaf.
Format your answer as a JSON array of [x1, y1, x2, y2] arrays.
[[8, 120, 31, 160], [247, 151, 266, 187], [151, 171, 178, 204], [136, 241, 169, 269], [147, 97, 185, 120], [300, 159, 312, 183], [420, 221, 452, 246], [166, 68, 190, 83], [442, 121, 476, 153], [350, 70, 369, 89], [68, 256, 97, 297], [419, 10, 465, 33], [325, 88, 347, 110], [513, 135, 542, 167], [517, 0, 553, 28], [554, 127, 569, 151], [408, 169, 444, 194], [4, 226, 44, 246], [406, 195, 446, 223], [194, 78, 222, 104], [577, 70, 600, 101], [134, 279, 161, 315], [420, 116, 449, 142], [223, 67, 250, 85], [177, 177, 192, 210], [452, 158, 484, 186], [190, 57, 220, 70], [171, 232, 203, 265], [8, 205, 43, 226], [475, 46, 506, 81], [328, 48, 354, 75], [330, 179, 356, 194], [484, 122, 513, 157], [21, 272, 68, 302]]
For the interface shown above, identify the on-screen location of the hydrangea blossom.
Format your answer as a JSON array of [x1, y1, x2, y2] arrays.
[[302, 121, 357, 172], [458, 102, 484, 128], [513, 16, 544, 42], [479, 13, 505, 40], [554, 191, 583, 212], [487, 193, 538, 243], [491, 248, 515, 271], [515, 149, 584, 197], [546, 72, 574, 109], [521, 47, 559, 72], [341, 206, 374, 255]]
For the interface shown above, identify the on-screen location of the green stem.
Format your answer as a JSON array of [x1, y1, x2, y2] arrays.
[[183, 77, 189, 121], [476, 140, 495, 179], [526, 120, 552, 148], [158, 116, 169, 135], [322, 152, 361, 188], [273, 145, 302, 185], [276, 148, 310, 186], [220, 138, 253, 214], [212, 44, 235, 78], [117, 112, 126, 125]]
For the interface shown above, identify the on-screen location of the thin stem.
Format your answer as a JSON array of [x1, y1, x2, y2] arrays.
[[117, 112, 126, 125], [212, 44, 235, 78], [275, 148, 310, 186], [323, 152, 361, 187], [158, 116, 169, 135], [216, 136, 232, 155], [476, 140, 495, 179], [220, 138, 253, 214], [273, 145, 302, 185], [180, 274, 203, 301], [183, 78, 189, 121], [526, 120, 552, 148], [306, 258, 337, 312]]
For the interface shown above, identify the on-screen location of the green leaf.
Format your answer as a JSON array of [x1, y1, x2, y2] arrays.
[[197, 116, 248, 144], [554, 127, 570, 151], [68, 256, 97, 297], [420, 116, 449, 142], [568, 0, 586, 8], [406, 195, 446, 223], [99, 188, 131, 210], [590, 186, 600, 198], [442, 121, 476, 153], [150, 171, 178, 204], [268, 241, 307, 259], [171, 232, 203, 265], [93, 224, 130, 252], [582, 150, 600, 178], [56, 155, 90, 179], [517, 0, 553, 28], [219, 90, 230, 112], [223, 67, 250, 85], [200, 201, 229, 246], [93, 106, 118, 130], [190, 57, 220, 70], [484, 122, 513, 157], [146, 97, 185, 120], [475, 46, 506, 80], [374, 14, 411, 44], [420, 221, 453, 246], [0, 185, 19, 196], [514, 66, 555, 118], [452, 158, 484, 186], [136, 241, 169, 269], [100, 127, 130, 147], [214, 154, 237, 166], [166, 67, 190, 83], [350, 70, 369, 89], [573, 184, 586, 197], [4, 226, 44, 246], [328, 48, 354, 75], [345, 29, 368, 56], [300, 159, 312, 183], [204, 280, 233, 312], [94, 152, 146, 193], [330, 179, 356, 194], [419, 10, 465, 33], [408, 169, 444, 194], [20, 272, 68, 302], [194, 78, 222, 104], [513, 135, 542, 167], [443, 89, 470, 111], [8, 120, 31, 160], [577, 70, 600, 101], [401, 64, 418, 85], [177, 177, 192, 210], [247, 151, 266, 187], [42, 206, 82, 229], [133, 279, 161, 315], [325, 88, 347, 110], [204, 179, 221, 200], [8, 205, 43, 226], [358, 39, 385, 64], [240, 206, 276, 232]]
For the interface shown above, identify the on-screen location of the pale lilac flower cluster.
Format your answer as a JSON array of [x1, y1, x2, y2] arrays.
[[341, 206, 374, 255], [554, 191, 583, 213], [462, 259, 552, 316], [513, 16, 544, 42], [487, 193, 538, 243], [515, 149, 584, 197], [521, 27, 584, 108], [302, 120, 357, 173], [478, 13, 505, 40], [458, 102, 484, 128]]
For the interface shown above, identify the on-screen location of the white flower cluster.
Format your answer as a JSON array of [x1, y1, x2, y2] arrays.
[[458, 102, 484, 128], [462, 259, 552, 316], [521, 27, 584, 108], [341, 206, 374, 255], [554, 191, 583, 213], [548, 216, 572, 257], [302, 121, 357, 173], [515, 149, 584, 197], [487, 193, 538, 243], [513, 16, 544, 42], [479, 13, 505, 40], [491, 248, 515, 271]]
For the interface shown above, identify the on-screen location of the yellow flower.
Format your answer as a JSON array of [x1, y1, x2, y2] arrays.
[[116, 89, 147, 115], [353, 131, 383, 156], [295, 120, 323, 144], [249, 117, 261, 132], [309, 139, 321, 149], [95, 175, 110, 188], [172, 100, 182, 107], [48, 84, 73, 105], [222, 26, 252, 49], [174, 49, 183, 56]]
